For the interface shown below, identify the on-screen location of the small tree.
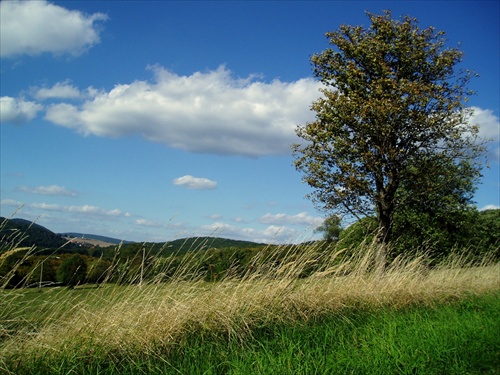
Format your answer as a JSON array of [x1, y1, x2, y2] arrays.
[[293, 11, 485, 261], [57, 254, 87, 288], [314, 215, 342, 243]]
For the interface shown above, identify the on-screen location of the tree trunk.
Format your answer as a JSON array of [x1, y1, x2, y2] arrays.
[[375, 201, 393, 273]]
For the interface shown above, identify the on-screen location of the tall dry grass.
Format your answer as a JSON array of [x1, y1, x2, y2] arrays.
[[1, 237, 498, 367]]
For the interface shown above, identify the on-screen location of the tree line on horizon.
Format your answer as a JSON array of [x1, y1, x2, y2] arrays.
[[1, 207, 498, 288]]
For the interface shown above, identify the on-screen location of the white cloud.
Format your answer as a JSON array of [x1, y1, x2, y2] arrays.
[[0, 0, 107, 58], [0, 199, 24, 207], [26, 202, 129, 218], [33, 81, 81, 100], [468, 107, 500, 161], [173, 175, 218, 190], [196, 221, 297, 243], [45, 102, 81, 126], [259, 212, 324, 227], [480, 204, 499, 211], [0, 96, 43, 124], [206, 214, 223, 220], [18, 185, 78, 197], [44, 65, 321, 157], [261, 225, 297, 241], [30, 202, 61, 211], [469, 107, 500, 141], [232, 217, 249, 223], [135, 218, 165, 228]]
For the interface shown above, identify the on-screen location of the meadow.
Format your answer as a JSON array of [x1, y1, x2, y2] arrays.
[[1, 239, 499, 374]]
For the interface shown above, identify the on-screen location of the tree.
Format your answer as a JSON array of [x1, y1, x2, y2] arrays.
[[314, 215, 343, 243], [293, 11, 485, 259], [338, 216, 377, 254], [86, 259, 112, 284], [336, 208, 499, 262], [391, 157, 480, 256], [57, 254, 87, 288], [470, 209, 500, 258]]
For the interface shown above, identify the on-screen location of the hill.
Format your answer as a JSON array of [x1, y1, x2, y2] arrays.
[[0, 217, 71, 250], [101, 236, 267, 260], [163, 236, 265, 252], [0, 218, 266, 255], [62, 233, 130, 246]]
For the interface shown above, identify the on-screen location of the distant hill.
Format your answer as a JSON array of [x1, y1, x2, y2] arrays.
[[0, 217, 265, 254], [0, 217, 71, 250], [62, 233, 130, 245], [162, 236, 265, 252], [109, 236, 267, 260]]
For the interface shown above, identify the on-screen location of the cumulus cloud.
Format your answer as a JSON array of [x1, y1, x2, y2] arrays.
[[44, 65, 321, 157], [0, 199, 23, 207], [173, 175, 218, 190], [18, 184, 78, 197], [480, 204, 499, 211], [468, 107, 500, 161], [197, 221, 297, 243], [259, 212, 324, 227], [0, 0, 107, 58], [232, 217, 249, 223], [3, 201, 131, 218], [28, 203, 130, 217], [206, 214, 223, 220], [135, 218, 165, 228], [469, 107, 500, 141], [33, 81, 82, 100], [0, 96, 43, 124]]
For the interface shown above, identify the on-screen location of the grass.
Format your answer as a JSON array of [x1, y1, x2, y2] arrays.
[[169, 293, 499, 375], [0, 239, 499, 374]]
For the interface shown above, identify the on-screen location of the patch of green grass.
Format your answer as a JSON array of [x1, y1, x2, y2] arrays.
[[170, 292, 499, 375], [3, 292, 498, 374]]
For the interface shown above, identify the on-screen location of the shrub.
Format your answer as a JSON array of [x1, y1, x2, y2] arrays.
[[56, 254, 87, 287], [86, 259, 112, 284]]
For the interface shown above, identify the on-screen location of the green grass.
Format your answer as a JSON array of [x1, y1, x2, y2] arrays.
[[1, 240, 499, 374], [2, 292, 498, 374], [210, 293, 500, 375]]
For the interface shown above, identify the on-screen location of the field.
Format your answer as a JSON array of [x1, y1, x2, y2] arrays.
[[64, 236, 117, 248], [1, 241, 499, 374]]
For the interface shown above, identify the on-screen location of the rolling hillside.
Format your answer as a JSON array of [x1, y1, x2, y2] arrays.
[[0, 217, 265, 253], [0, 217, 70, 250]]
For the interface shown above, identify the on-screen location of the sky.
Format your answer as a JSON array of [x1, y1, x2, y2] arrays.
[[1, 1, 499, 244]]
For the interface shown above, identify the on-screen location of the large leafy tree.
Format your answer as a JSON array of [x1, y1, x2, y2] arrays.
[[391, 156, 480, 256], [293, 11, 485, 256]]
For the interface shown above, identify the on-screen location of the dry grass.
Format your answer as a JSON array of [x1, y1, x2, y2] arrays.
[[1, 239, 498, 366]]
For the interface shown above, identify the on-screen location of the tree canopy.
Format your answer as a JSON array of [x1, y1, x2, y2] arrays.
[[314, 215, 343, 243], [293, 11, 485, 254], [56, 254, 87, 288]]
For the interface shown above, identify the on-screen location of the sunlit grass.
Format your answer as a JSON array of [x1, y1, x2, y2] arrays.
[[0, 235, 499, 374]]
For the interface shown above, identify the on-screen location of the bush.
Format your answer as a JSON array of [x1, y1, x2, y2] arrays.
[[86, 259, 112, 284], [57, 254, 87, 287], [337, 209, 500, 262], [338, 217, 377, 252]]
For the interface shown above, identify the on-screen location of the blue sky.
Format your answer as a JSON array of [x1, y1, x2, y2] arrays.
[[1, 1, 499, 243]]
